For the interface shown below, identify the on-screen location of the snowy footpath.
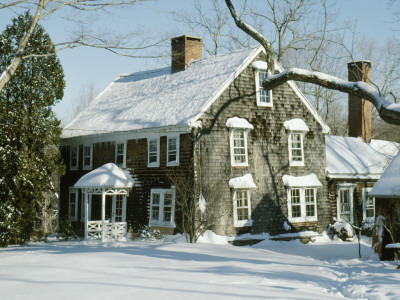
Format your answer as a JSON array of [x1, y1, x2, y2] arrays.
[[1, 233, 399, 300]]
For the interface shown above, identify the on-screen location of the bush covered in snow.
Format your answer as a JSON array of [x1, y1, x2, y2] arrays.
[[138, 226, 164, 241], [327, 221, 354, 241]]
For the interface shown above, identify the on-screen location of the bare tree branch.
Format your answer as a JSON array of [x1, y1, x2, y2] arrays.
[[263, 68, 400, 125], [225, 0, 275, 71]]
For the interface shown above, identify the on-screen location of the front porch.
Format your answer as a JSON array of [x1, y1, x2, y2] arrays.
[[73, 163, 135, 241]]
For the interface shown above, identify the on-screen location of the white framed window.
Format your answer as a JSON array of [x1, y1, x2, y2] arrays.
[[336, 183, 357, 224], [167, 135, 180, 166], [115, 141, 126, 167], [233, 189, 252, 227], [82, 144, 92, 170], [112, 194, 126, 223], [70, 146, 79, 170], [68, 189, 78, 221], [148, 138, 160, 167], [288, 132, 305, 166], [230, 129, 249, 167], [284, 119, 309, 167], [287, 187, 318, 222], [362, 187, 375, 221], [255, 69, 273, 107], [149, 189, 175, 227]]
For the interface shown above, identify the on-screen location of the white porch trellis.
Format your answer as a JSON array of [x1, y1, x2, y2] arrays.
[[73, 163, 135, 242]]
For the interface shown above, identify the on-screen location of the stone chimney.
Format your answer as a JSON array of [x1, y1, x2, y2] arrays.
[[348, 61, 372, 143], [171, 35, 202, 73]]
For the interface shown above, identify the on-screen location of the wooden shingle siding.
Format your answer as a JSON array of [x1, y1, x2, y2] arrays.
[[195, 52, 329, 235]]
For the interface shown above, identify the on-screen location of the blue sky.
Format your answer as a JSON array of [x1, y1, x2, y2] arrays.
[[0, 0, 397, 124]]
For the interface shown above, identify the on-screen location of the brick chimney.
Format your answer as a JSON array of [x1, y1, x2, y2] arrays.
[[171, 35, 202, 73], [348, 61, 372, 143]]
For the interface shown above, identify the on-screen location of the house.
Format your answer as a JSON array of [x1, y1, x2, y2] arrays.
[[370, 152, 400, 258], [60, 35, 333, 240], [324, 61, 398, 230]]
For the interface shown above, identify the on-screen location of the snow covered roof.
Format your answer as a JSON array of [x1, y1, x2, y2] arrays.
[[282, 174, 322, 187], [226, 117, 254, 129], [283, 118, 309, 132], [74, 163, 135, 188], [229, 174, 257, 189], [325, 135, 398, 179], [62, 47, 262, 138], [370, 153, 400, 198]]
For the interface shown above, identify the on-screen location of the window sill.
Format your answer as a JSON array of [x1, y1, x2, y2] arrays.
[[289, 161, 305, 167], [231, 163, 249, 167], [257, 102, 273, 107], [234, 219, 253, 227], [167, 161, 179, 167], [70, 167, 78, 171], [288, 217, 317, 223], [82, 166, 92, 170], [149, 221, 175, 228], [147, 163, 160, 168]]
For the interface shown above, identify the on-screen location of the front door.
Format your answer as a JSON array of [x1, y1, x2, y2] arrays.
[[112, 195, 126, 222]]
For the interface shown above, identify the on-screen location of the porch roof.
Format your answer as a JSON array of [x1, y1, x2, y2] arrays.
[[74, 163, 135, 189]]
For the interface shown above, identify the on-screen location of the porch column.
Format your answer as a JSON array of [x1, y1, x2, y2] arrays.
[[101, 188, 106, 242], [84, 189, 88, 239]]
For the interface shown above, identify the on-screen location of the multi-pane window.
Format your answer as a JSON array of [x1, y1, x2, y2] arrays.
[[339, 189, 351, 222], [163, 193, 173, 224], [83, 145, 92, 170], [230, 129, 249, 166], [256, 70, 272, 106], [114, 195, 124, 222], [233, 190, 252, 227], [362, 187, 375, 221], [288, 132, 305, 166], [305, 188, 315, 217], [287, 188, 317, 222], [290, 189, 301, 218], [70, 146, 78, 170], [149, 189, 175, 227], [336, 184, 356, 224], [115, 142, 125, 167], [167, 136, 179, 166], [68, 190, 78, 220], [291, 133, 303, 162], [148, 139, 159, 167]]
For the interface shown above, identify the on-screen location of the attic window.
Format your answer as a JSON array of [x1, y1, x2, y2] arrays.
[[253, 61, 272, 107]]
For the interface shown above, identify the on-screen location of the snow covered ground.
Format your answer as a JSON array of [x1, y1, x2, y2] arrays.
[[1, 232, 399, 300]]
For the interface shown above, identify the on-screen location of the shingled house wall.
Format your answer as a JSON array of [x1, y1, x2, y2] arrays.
[[60, 133, 193, 234], [195, 52, 330, 236]]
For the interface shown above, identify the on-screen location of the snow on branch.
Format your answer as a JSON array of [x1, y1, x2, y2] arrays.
[[263, 68, 400, 125]]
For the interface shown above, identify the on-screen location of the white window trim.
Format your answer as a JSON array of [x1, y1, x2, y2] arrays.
[[362, 187, 375, 222], [287, 187, 318, 223], [115, 141, 126, 168], [70, 145, 79, 170], [82, 144, 93, 170], [255, 69, 273, 107], [147, 138, 160, 168], [233, 189, 253, 227], [229, 128, 250, 167], [336, 183, 357, 224], [166, 135, 180, 167], [149, 188, 175, 228], [68, 189, 78, 221], [288, 131, 306, 167], [112, 194, 127, 223]]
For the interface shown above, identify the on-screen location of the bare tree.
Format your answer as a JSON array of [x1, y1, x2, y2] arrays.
[[167, 162, 226, 243], [225, 0, 400, 125], [71, 83, 99, 119], [0, 0, 163, 94]]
